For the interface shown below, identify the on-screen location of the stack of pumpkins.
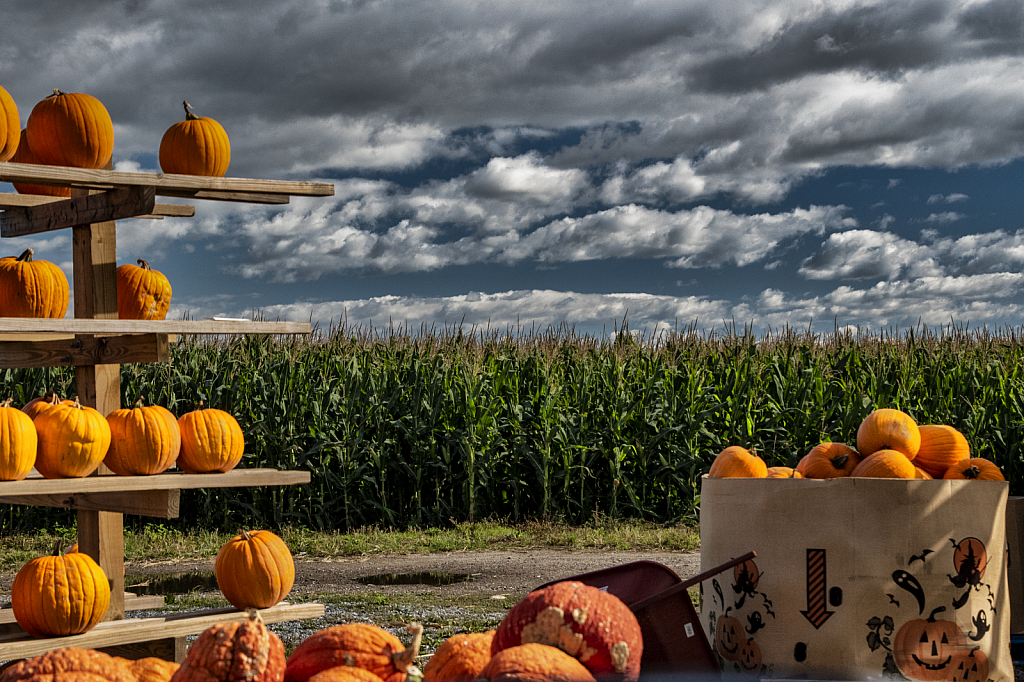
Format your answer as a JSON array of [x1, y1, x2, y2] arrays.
[[707, 407, 1005, 481]]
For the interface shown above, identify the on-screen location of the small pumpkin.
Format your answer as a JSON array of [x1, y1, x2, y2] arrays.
[[943, 458, 1005, 481], [0, 248, 70, 318], [11, 543, 111, 637], [893, 606, 966, 682], [422, 630, 495, 682], [113, 657, 180, 682], [171, 609, 284, 682], [26, 89, 114, 169], [857, 408, 920, 460], [216, 529, 295, 610], [478, 643, 596, 682], [915, 425, 970, 479], [491, 580, 643, 681], [708, 446, 768, 478], [308, 669, 385, 682], [796, 442, 861, 479], [0, 84, 19, 163], [10, 128, 73, 197], [33, 396, 111, 478], [117, 259, 172, 320], [715, 613, 744, 662], [850, 449, 916, 479], [0, 647, 134, 682], [159, 101, 231, 177], [105, 398, 180, 476], [765, 466, 802, 479], [284, 622, 424, 682], [0, 398, 37, 481], [176, 402, 245, 473]]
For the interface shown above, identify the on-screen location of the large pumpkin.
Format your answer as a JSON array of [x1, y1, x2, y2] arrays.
[[159, 101, 231, 177], [171, 609, 284, 682], [11, 545, 111, 637], [492, 580, 643, 681], [893, 607, 966, 681], [857, 408, 920, 460], [177, 403, 245, 473], [0, 84, 19, 163], [477, 643, 596, 682], [796, 442, 861, 479], [422, 630, 495, 682], [0, 398, 37, 481], [285, 622, 424, 682], [708, 446, 767, 478], [915, 425, 970, 479], [33, 396, 111, 478], [117, 259, 172, 320], [26, 89, 113, 169], [215, 529, 295, 610], [104, 398, 180, 475], [850, 449, 916, 479], [0, 647, 135, 682], [943, 458, 1005, 481], [0, 248, 70, 318], [10, 128, 72, 197]]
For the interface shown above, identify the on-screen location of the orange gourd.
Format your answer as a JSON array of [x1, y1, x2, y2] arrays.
[[796, 442, 861, 479], [172, 609, 285, 682], [0, 647, 135, 682], [708, 446, 768, 478], [176, 402, 245, 473], [0, 398, 37, 481], [33, 396, 111, 478], [104, 398, 180, 475], [422, 630, 495, 682], [915, 425, 970, 479], [0, 248, 70, 318], [117, 259, 172, 320], [10, 128, 72, 197], [478, 644, 596, 682], [943, 458, 1005, 481], [850, 449, 916, 479], [114, 657, 180, 682], [159, 101, 231, 177], [284, 623, 424, 682], [11, 544, 111, 637], [0, 84, 19, 162], [215, 529, 295, 610], [26, 89, 113, 169], [857, 408, 920, 460], [765, 466, 802, 478]]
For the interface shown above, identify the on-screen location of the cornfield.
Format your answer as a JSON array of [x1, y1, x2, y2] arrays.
[[2, 321, 1023, 533]]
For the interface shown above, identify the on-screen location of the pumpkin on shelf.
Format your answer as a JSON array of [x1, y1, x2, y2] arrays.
[[0, 647, 135, 682], [32, 396, 111, 478], [26, 89, 113, 169], [104, 398, 180, 475], [0, 248, 70, 318], [857, 408, 920, 460], [422, 630, 496, 682], [113, 657, 180, 682], [176, 402, 245, 473], [216, 529, 295, 610], [0, 397, 37, 481], [9, 128, 72, 197], [850, 449, 916, 479], [478, 643, 596, 682], [0, 84, 20, 162], [943, 458, 1005, 481], [765, 466, 802, 479], [708, 445, 767, 478], [11, 543, 110, 637], [284, 622, 424, 682], [159, 100, 231, 177], [22, 391, 72, 421], [796, 442, 861, 479], [915, 425, 970, 479], [117, 259, 172, 320], [172, 609, 285, 682]]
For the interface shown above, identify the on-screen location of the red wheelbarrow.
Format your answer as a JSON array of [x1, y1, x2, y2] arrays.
[[535, 551, 756, 679]]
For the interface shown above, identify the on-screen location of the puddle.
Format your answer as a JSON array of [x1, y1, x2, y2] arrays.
[[356, 572, 476, 587], [126, 571, 219, 595]]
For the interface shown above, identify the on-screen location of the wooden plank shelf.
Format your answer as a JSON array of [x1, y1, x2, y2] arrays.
[[0, 193, 194, 219], [0, 468, 310, 496], [0, 594, 167, 626], [0, 319, 311, 335]]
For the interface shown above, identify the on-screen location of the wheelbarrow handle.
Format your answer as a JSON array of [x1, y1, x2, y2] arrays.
[[629, 550, 756, 613]]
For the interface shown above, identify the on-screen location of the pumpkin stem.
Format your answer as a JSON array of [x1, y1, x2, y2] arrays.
[[16, 248, 34, 263], [48, 89, 65, 98], [245, 607, 263, 623], [239, 529, 254, 541], [52, 539, 64, 556], [47, 392, 60, 406], [134, 397, 145, 409], [183, 100, 199, 121], [1, 398, 11, 409], [964, 466, 981, 480], [927, 606, 946, 622], [391, 623, 424, 672], [137, 258, 152, 271], [830, 454, 849, 469], [72, 396, 82, 410]]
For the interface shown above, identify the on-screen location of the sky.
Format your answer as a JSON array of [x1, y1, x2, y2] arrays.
[[2, 0, 1024, 336]]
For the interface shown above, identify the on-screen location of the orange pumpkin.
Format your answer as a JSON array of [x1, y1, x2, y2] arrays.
[[478, 644, 596, 682], [176, 403, 245, 473], [284, 623, 423, 682], [0, 647, 135, 682], [796, 442, 861, 479], [173, 609, 284, 682], [943, 458, 1005, 481], [113, 657, 180, 682], [0, 398, 37, 481], [0, 84, 19, 162], [765, 466, 802, 479], [26, 89, 113, 169], [850, 449, 916, 479], [0, 248, 70, 318], [215, 529, 295, 610], [22, 392, 72, 421], [159, 101, 231, 177], [915, 425, 970, 479], [914, 467, 933, 479], [422, 631, 495, 682], [857, 408, 920, 460], [708, 446, 768, 478], [117, 259, 172, 320], [308, 669, 385, 682], [33, 396, 111, 478], [893, 607, 966, 681], [104, 398, 180, 476], [11, 544, 111, 637], [9, 128, 72, 197]]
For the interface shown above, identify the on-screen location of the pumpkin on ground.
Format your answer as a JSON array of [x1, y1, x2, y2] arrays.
[[0, 248, 70, 318], [857, 408, 921, 460], [850, 450, 916, 479], [284, 622, 424, 682], [765, 466, 802, 479], [492, 580, 643, 681], [796, 442, 861, 479], [10, 128, 72, 197], [117, 259, 172, 320], [707, 446, 767, 478], [422, 630, 496, 682], [105, 398, 180, 476], [0, 84, 19, 163], [26, 89, 113, 169], [113, 657, 180, 682], [943, 458, 1005, 481], [11, 544, 110, 637], [171, 609, 284, 682], [159, 101, 231, 177], [915, 425, 971, 479], [32, 396, 111, 478], [892, 607, 966, 681], [176, 403, 245, 473], [0, 398, 37, 481], [216, 529, 295, 610], [0, 647, 134, 682], [478, 643, 596, 682]]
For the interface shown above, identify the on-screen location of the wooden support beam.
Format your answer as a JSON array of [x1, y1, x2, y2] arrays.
[[0, 489, 180, 518], [0, 193, 196, 218], [0, 186, 156, 237], [0, 333, 169, 368]]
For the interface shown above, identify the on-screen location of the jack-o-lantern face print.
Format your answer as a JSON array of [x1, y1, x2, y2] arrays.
[[893, 608, 967, 681], [716, 614, 744, 661], [950, 648, 989, 682], [738, 638, 762, 674]]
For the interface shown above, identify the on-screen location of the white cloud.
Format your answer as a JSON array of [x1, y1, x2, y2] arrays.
[[799, 230, 941, 281], [926, 212, 965, 223]]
